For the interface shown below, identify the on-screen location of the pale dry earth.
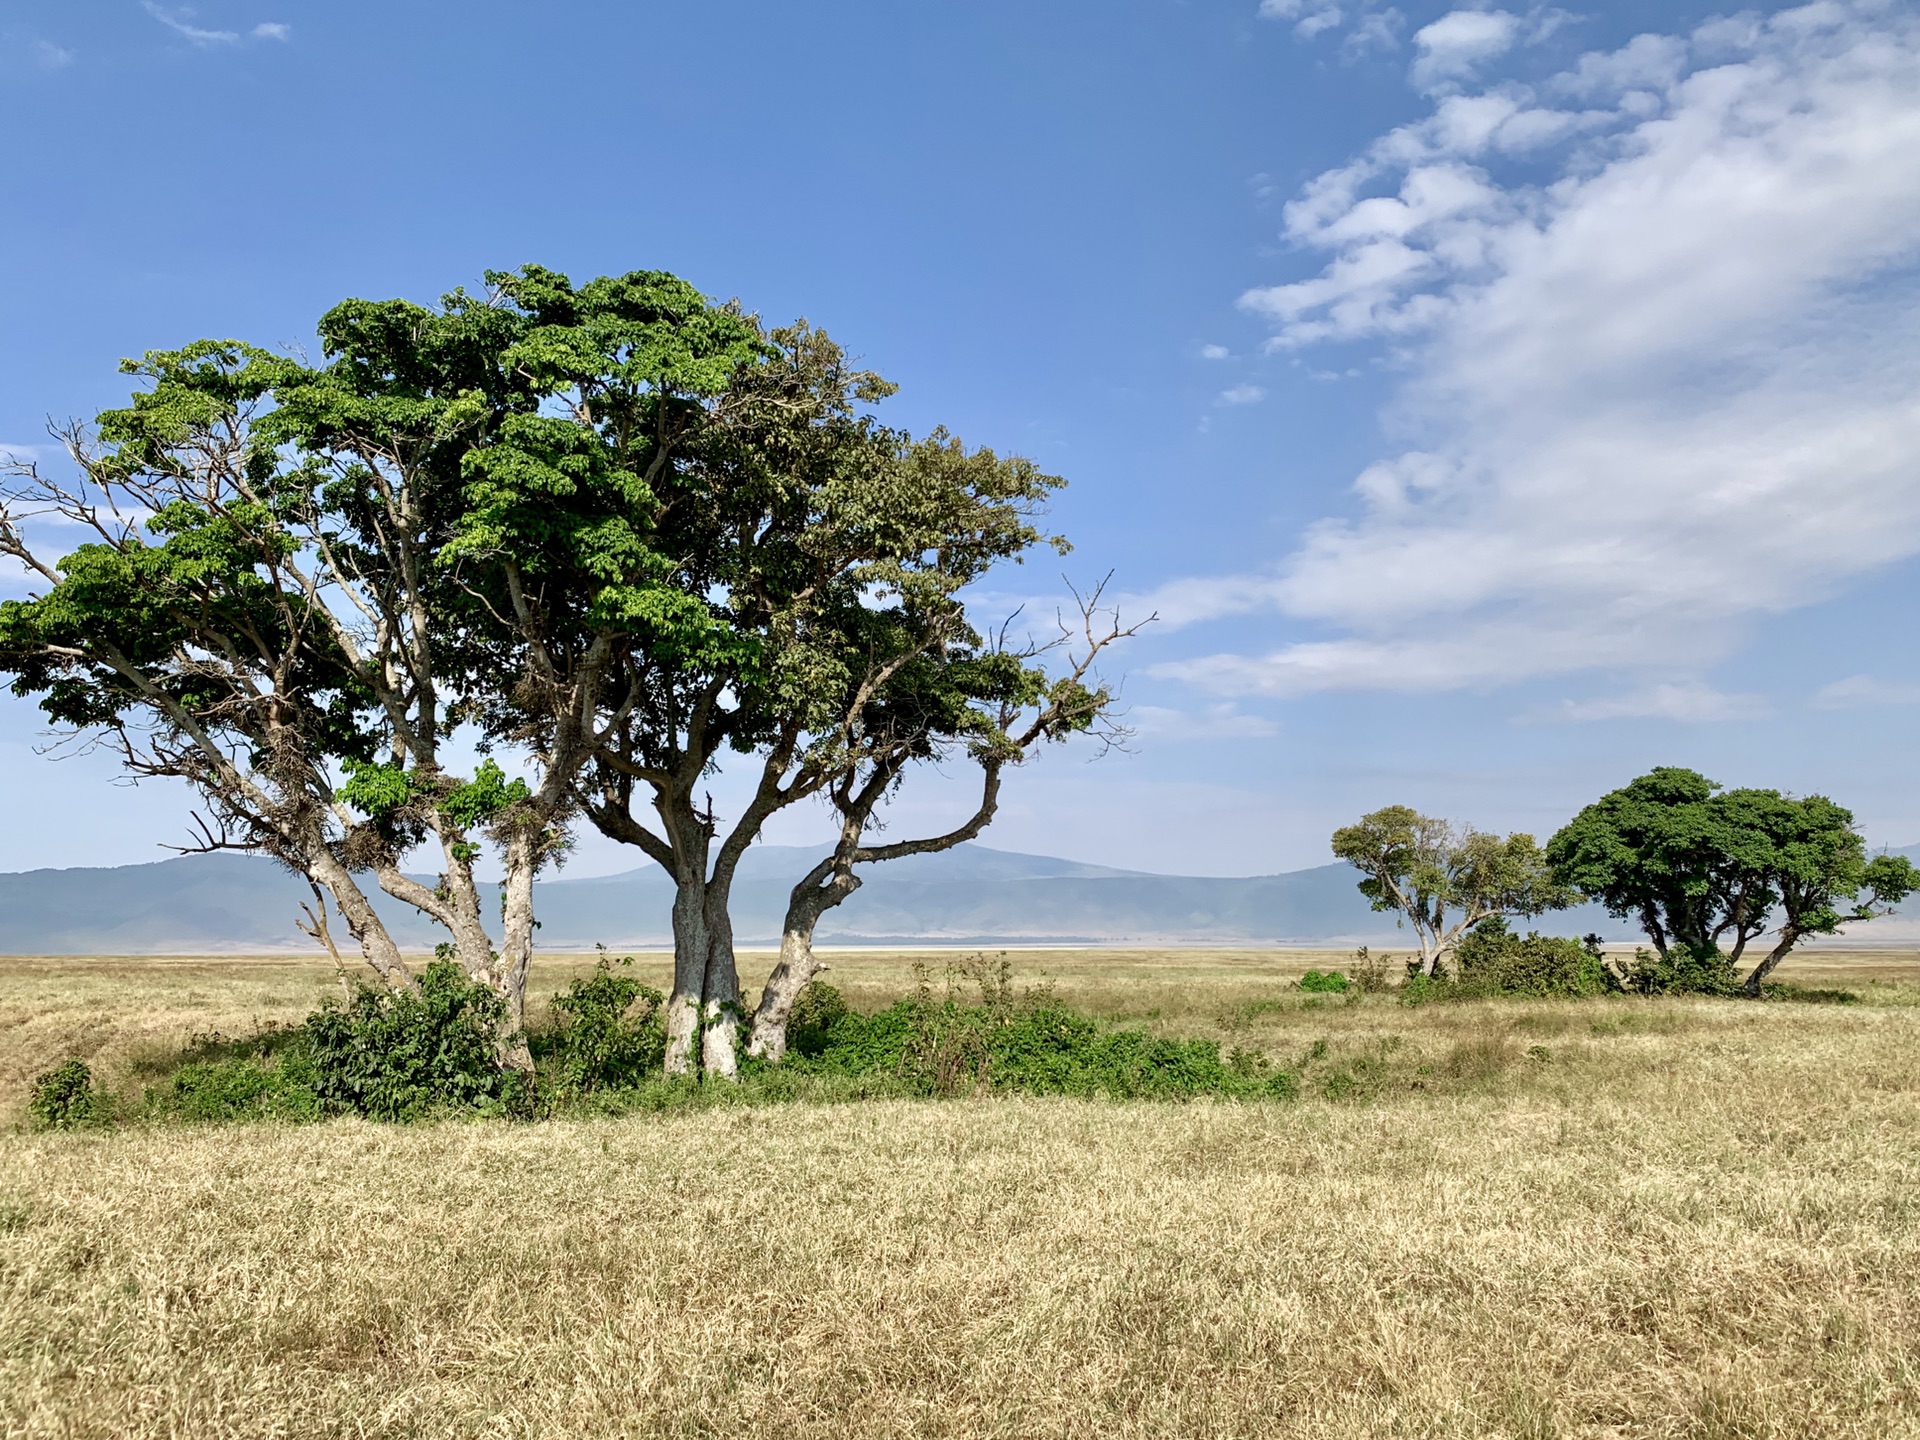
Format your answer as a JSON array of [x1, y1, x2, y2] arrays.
[[3, 949, 1919, 1438]]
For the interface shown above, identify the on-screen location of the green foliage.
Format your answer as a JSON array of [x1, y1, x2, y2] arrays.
[[1398, 973, 1453, 1008], [159, 1054, 323, 1124], [1331, 806, 1573, 965], [28, 1059, 106, 1130], [1454, 920, 1619, 998], [440, 759, 531, 830], [1547, 768, 1920, 992], [785, 981, 852, 1059], [1619, 944, 1741, 997], [339, 760, 415, 821], [304, 961, 528, 1121], [1298, 969, 1350, 993], [786, 959, 1297, 1101], [537, 954, 667, 1095]]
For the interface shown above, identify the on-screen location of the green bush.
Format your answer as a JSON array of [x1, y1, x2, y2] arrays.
[[1619, 942, 1740, 996], [538, 954, 667, 1094], [305, 960, 528, 1121], [786, 980, 851, 1058], [1298, 969, 1350, 993], [788, 958, 1296, 1101], [160, 1054, 323, 1123], [1455, 920, 1618, 997], [29, 1059, 105, 1130]]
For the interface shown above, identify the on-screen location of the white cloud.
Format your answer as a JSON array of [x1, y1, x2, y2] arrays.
[[1410, 10, 1522, 91], [1200, 344, 1230, 360], [1812, 675, 1920, 711], [1519, 683, 1770, 725], [251, 22, 290, 41], [1296, 9, 1345, 40], [1181, 1, 1920, 699], [1217, 383, 1266, 406], [1128, 704, 1280, 742], [142, 3, 239, 45], [33, 40, 75, 70], [1258, 0, 1402, 49]]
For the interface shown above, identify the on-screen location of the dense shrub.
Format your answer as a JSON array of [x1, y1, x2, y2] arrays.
[[29, 1059, 105, 1129], [1298, 969, 1350, 993], [305, 960, 528, 1121], [1620, 943, 1741, 996], [787, 959, 1296, 1100], [161, 1054, 323, 1123], [1455, 920, 1618, 998], [538, 954, 667, 1094], [785, 980, 851, 1058]]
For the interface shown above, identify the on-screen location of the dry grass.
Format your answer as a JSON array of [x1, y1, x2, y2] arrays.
[[5, 948, 1920, 1436]]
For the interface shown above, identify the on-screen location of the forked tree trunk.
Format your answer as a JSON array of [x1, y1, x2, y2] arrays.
[[305, 846, 414, 990]]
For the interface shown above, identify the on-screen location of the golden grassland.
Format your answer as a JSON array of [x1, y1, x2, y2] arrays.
[[5, 947, 1920, 1437]]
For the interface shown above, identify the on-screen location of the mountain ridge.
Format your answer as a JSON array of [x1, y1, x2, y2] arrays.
[[2, 842, 1914, 954]]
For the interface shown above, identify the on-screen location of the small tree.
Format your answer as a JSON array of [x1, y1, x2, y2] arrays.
[[1547, 767, 1919, 995], [1330, 806, 1572, 977]]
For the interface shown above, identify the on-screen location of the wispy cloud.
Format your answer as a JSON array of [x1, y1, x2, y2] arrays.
[[1258, 0, 1404, 51], [32, 40, 75, 70], [1812, 675, 1920, 711], [1216, 383, 1266, 406], [142, 3, 239, 46], [1128, 704, 1280, 742], [1200, 344, 1230, 360], [141, 5, 289, 48], [1167, 2, 1920, 701], [1518, 683, 1770, 726]]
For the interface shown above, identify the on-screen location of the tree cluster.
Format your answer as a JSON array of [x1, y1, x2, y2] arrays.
[[1334, 767, 1919, 994], [0, 266, 1144, 1075]]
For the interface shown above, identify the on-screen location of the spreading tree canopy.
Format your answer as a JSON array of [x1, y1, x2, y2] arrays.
[[1331, 806, 1572, 977], [1546, 767, 1919, 993]]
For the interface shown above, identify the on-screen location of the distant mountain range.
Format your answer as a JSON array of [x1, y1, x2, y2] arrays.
[[3, 841, 1917, 954]]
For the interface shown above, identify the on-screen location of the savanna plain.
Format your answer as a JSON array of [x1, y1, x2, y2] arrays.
[[4, 947, 1920, 1439]]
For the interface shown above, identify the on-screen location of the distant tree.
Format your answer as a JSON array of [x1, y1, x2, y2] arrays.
[[1546, 767, 1919, 995], [1330, 806, 1573, 977]]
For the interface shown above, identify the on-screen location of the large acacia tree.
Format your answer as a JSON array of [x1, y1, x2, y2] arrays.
[[452, 292, 1070, 1076], [1546, 767, 1919, 994]]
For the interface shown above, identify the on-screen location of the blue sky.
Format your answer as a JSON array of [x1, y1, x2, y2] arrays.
[[4, 0, 1920, 877]]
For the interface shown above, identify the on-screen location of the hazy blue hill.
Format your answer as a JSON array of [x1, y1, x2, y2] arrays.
[[0, 841, 1663, 953]]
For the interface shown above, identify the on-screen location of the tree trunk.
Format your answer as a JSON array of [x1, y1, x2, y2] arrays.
[[1742, 928, 1800, 996], [665, 869, 711, 1076], [747, 877, 855, 1062], [306, 846, 414, 990], [700, 890, 742, 1079], [495, 830, 539, 1072]]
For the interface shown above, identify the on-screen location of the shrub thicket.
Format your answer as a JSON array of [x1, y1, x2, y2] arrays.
[[1454, 920, 1618, 997], [536, 953, 668, 1095], [29, 1059, 105, 1129], [1620, 943, 1741, 996], [1298, 969, 1350, 994], [305, 960, 531, 1120], [787, 960, 1296, 1100]]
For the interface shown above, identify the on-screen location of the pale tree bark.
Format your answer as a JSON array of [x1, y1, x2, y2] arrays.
[[748, 760, 1001, 1061], [747, 579, 1146, 1061]]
